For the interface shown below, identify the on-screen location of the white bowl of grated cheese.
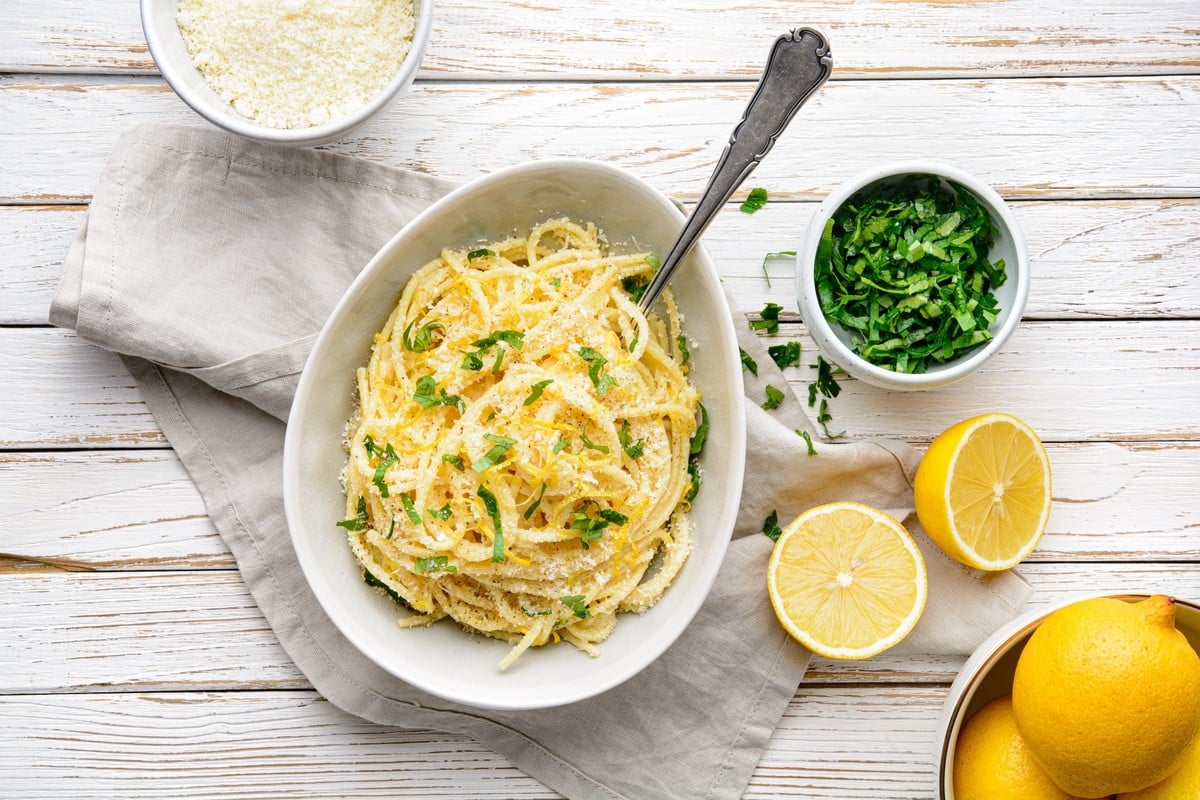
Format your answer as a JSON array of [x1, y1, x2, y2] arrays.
[[142, 0, 433, 146]]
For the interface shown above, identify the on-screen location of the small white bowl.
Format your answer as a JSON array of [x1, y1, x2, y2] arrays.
[[935, 593, 1200, 798], [797, 162, 1029, 391], [141, 0, 433, 146], [283, 158, 746, 710]]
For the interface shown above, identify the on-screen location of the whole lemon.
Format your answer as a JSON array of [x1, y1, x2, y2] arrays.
[[1117, 732, 1200, 800], [1012, 595, 1200, 798], [954, 695, 1086, 799]]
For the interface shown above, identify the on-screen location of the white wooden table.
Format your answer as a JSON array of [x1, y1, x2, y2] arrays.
[[3, 3, 1199, 797]]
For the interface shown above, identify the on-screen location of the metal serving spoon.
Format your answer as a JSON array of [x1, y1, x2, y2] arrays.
[[637, 28, 832, 311]]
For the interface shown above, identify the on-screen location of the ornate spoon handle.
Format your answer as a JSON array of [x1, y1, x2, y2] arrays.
[[638, 28, 832, 311]]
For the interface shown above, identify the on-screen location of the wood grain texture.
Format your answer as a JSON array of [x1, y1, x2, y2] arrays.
[[4, 322, 1198, 449], [4, 0, 1199, 79], [2, 563, 1197, 694], [4, 443, 1198, 572], [3, 76, 1199, 204], [6, 199, 1199, 325]]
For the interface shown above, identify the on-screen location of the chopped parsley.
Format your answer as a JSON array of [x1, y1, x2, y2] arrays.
[[523, 482, 548, 520], [559, 595, 591, 620], [676, 335, 690, 366], [750, 302, 783, 335], [467, 248, 496, 261], [761, 250, 797, 288], [762, 510, 782, 542], [477, 484, 505, 562], [428, 503, 453, 520], [402, 320, 444, 353], [740, 187, 768, 214], [579, 425, 609, 455], [372, 443, 398, 497], [739, 347, 759, 376], [523, 379, 554, 406], [442, 453, 465, 471], [472, 433, 516, 472], [767, 340, 802, 369], [399, 492, 422, 525], [414, 556, 457, 575], [363, 568, 408, 607], [336, 496, 370, 531], [618, 419, 644, 460], [797, 429, 818, 455], [578, 346, 618, 396], [762, 384, 785, 411]]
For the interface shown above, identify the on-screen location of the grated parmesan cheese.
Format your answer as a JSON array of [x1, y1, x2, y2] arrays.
[[176, 0, 416, 129]]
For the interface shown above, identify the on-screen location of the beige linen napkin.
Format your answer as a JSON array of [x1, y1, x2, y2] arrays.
[[50, 124, 1030, 800]]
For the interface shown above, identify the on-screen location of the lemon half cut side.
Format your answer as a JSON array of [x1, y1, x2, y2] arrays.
[[767, 502, 928, 660]]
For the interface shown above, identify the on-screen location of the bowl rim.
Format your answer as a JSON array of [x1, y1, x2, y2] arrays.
[[796, 160, 1029, 390], [140, 0, 434, 145], [935, 592, 1200, 798], [281, 157, 747, 709]]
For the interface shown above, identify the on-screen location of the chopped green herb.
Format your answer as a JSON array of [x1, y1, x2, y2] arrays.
[[400, 492, 422, 525], [685, 460, 702, 503], [684, 404, 708, 503], [472, 433, 516, 472], [363, 568, 408, 607], [363, 434, 378, 457], [740, 187, 768, 214], [472, 330, 525, 350], [629, 336, 639, 353], [762, 510, 782, 542], [442, 454, 465, 471], [523, 482, 548, 520], [645, 253, 662, 270], [522, 606, 553, 617], [428, 503, 453, 520], [618, 419, 645, 460], [467, 248, 496, 261], [676, 335, 690, 366], [524, 379, 554, 406], [579, 425, 609, 455], [439, 388, 465, 414], [549, 278, 562, 288], [402, 320, 444, 353], [477, 485, 505, 562], [414, 556, 457, 574], [750, 302, 783, 334], [491, 348, 505, 375], [690, 404, 709, 456], [807, 382, 818, 407], [767, 340, 802, 369], [559, 595, 591, 620], [598, 508, 628, 525], [762, 384, 785, 410], [372, 444, 398, 498], [337, 496, 370, 531], [817, 398, 844, 438], [552, 438, 571, 455], [569, 501, 624, 548], [796, 429, 818, 456], [814, 175, 1007, 373], [761, 250, 797, 288], [387, 517, 396, 539], [413, 375, 440, 408], [811, 356, 843, 399], [460, 350, 484, 371], [622, 275, 649, 302], [578, 346, 617, 396], [739, 347, 759, 376]]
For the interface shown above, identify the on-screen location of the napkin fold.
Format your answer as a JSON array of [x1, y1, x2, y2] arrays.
[[50, 124, 1030, 800]]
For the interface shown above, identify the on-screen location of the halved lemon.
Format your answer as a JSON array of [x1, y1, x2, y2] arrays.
[[914, 412, 1052, 571], [766, 502, 928, 660]]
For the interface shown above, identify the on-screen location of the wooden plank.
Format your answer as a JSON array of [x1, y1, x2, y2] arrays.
[[4, 0, 1199, 79], [3, 322, 1198, 449], [3, 76, 1199, 204], [6, 199, 1200, 326], [4, 443, 1198, 572], [2, 563, 1197, 694]]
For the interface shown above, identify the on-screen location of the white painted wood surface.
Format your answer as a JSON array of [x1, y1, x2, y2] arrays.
[[2, 2, 1199, 797]]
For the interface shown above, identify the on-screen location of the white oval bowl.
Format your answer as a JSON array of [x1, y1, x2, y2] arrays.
[[283, 159, 746, 710], [797, 161, 1029, 391], [935, 593, 1200, 798], [141, 0, 433, 146]]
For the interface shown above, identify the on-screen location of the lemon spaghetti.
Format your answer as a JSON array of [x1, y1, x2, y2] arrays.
[[338, 219, 705, 669]]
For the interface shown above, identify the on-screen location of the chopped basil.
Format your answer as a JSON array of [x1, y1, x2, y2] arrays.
[[363, 568, 408, 607], [461, 330, 524, 371], [618, 419, 644, 460], [578, 346, 617, 396], [414, 556, 457, 574], [762, 384, 785, 410], [363, 434, 378, 458], [472, 433, 516, 472], [559, 594, 591, 620], [762, 510, 782, 542], [467, 248, 496, 261], [372, 444, 398, 498], [684, 404, 708, 503], [491, 348, 505, 375], [622, 275, 649, 302], [552, 438, 571, 455], [477, 485, 505, 562], [685, 460, 702, 503], [413, 376, 440, 408], [761, 250, 797, 288], [690, 404, 709, 456], [439, 388, 465, 414], [767, 340, 802, 369], [739, 347, 759, 376], [523, 379, 554, 406], [522, 606, 553, 617], [645, 253, 662, 270], [817, 398, 844, 438], [676, 335, 690, 366], [337, 496, 370, 531], [460, 350, 484, 371], [598, 508, 628, 525], [628, 336, 638, 353], [523, 482, 548, 520], [750, 302, 783, 335], [442, 454, 465, 471], [428, 503, 453, 520], [549, 278, 562, 288], [400, 492, 422, 525], [811, 356, 843, 399], [402, 320, 444, 353], [387, 517, 396, 539], [740, 187, 768, 214], [796, 429, 818, 455], [579, 425, 609, 455]]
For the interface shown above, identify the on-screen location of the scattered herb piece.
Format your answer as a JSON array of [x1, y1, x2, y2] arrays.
[[578, 346, 618, 396], [767, 340, 802, 369], [813, 175, 1007, 373], [739, 347, 759, 376], [569, 501, 625, 548], [618, 419, 645, 460], [740, 187, 768, 214], [524, 379, 554, 406], [685, 461, 702, 503], [442, 454, 465, 471], [811, 356, 843, 399], [645, 253, 662, 270], [402, 320, 444, 353], [414, 556, 457, 575], [622, 275, 649, 302], [472, 433, 516, 472], [428, 504, 453, 521], [467, 248, 496, 261], [363, 568, 408, 607], [439, 388, 465, 414], [750, 302, 783, 335], [760, 250, 797, 288], [598, 508, 628, 525], [337, 496, 370, 531], [817, 398, 844, 438], [477, 485, 505, 562], [372, 444, 398, 498], [796, 429, 818, 456], [559, 595, 591, 620], [460, 350, 484, 371], [690, 404, 709, 456], [807, 382, 818, 407], [676, 335, 690, 366], [524, 482, 548, 520], [685, 404, 708, 503], [629, 336, 639, 353], [363, 434, 378, 457], [491, 348, 505, 375], [762, 510, 782, 542], [413, 375, 440, 408], [387, 517, 396, 539], [579, 425, 609, 455], [552, 438, 571, 455], [549, 278, 562, 288], [762, 384, 785, 410], [522, 606, 553, 617], [400, 492, 422, 525]]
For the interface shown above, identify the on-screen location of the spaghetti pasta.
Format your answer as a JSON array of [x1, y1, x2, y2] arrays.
[[338, 219, 704, 669]]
